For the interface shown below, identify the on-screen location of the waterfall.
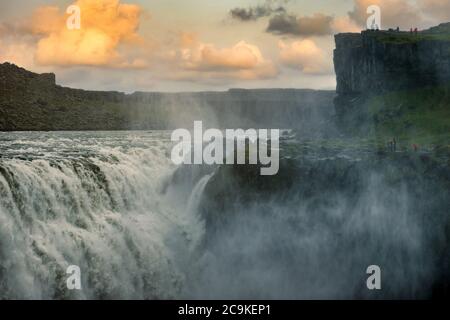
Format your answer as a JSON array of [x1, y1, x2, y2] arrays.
[[187, 174, 212, 215], [0, 132, 208, 299], [184, 174, 212, 251], [2, 131, 444, 299]]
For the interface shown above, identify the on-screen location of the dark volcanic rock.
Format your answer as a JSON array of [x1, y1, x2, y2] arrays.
[[0, 63, 335, 131], [334, 23, 450, 95]]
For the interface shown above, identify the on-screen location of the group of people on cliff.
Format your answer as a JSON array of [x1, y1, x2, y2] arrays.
[[387, 138, 419, 153]]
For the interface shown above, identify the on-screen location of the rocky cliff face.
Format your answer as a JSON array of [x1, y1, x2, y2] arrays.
[[334, 23, 450, 95], [0, 63, 335, 131], [333, 22, 450, 134]]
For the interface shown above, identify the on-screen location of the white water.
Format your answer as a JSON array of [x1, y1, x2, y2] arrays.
[[0, 131, 207, 299], [0, 131, 444, 299]]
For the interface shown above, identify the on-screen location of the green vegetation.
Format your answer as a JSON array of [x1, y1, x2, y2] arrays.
[[370, 23, 450, 44], [334, 84, 450, 158], [367, 84, 450, 143]]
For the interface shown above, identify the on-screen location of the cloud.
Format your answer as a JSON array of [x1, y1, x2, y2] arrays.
[[278, 39, 332, 74], [0, 21, 38, 68], [30, 0, 149, 68], [418, 0, 450, 22], [0, 23, 8, 36], [348, 0, 423, 30], [0, 40, 36, 69], [229, 0, 288, 22], [164, 35, 278, 80], [331, 16, 362, 33], [267, 13, 334, 36], [263, 0, 448, 36]]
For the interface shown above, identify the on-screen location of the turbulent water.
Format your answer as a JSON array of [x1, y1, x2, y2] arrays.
[[0, 131, 208, 299], [0, 131, 448, 299]]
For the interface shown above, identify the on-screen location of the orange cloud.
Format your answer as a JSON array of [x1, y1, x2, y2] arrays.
[[165, 35, 278, 80], [31, 0, 147, 68], [332, 16, 362, 33], [278, 39, 332, 74], [0, 40, 35, 69], [179, 32, 198, 48]]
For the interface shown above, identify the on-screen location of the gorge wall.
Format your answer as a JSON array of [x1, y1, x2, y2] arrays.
[[0, 63, 335, 132]]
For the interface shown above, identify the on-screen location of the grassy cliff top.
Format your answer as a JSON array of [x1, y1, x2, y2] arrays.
[[364, 22, 450, 44], [373, 31, 450, 44]]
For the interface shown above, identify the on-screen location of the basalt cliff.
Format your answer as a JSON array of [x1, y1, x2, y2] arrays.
[[333, 22, 450, 138]]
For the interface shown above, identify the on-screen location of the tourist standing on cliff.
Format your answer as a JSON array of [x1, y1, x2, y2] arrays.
[[387, 138, 397, 152]]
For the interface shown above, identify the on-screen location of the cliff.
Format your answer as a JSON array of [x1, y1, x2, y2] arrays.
[[0, 63, 335, 132], [333, 22, 450, 138], [334, 23, 450, 95]]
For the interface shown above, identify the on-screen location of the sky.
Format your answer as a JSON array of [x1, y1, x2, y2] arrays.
[[0, 0, 449, 92]]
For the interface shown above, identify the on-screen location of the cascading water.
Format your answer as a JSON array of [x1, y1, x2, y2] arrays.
[[184, 174, 212, 250], [0, 131, 208, 299], [1, 131, 449, 299]]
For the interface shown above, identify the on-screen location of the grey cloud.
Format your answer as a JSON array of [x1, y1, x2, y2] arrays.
[[229, 0, 289, 22], [267, 13, 334, 36], [417, 0, 450, 23]]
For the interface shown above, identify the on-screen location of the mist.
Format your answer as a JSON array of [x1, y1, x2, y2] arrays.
[[179, 146, 449, 299]]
